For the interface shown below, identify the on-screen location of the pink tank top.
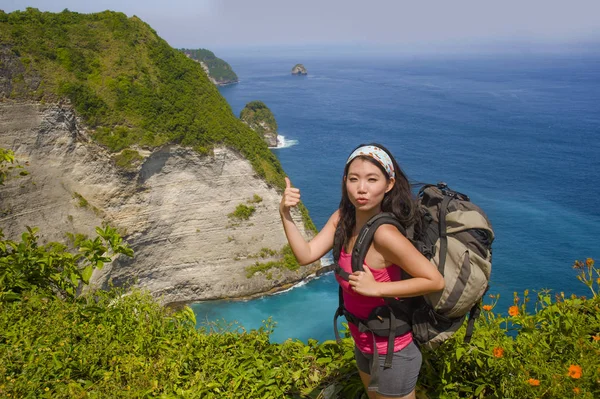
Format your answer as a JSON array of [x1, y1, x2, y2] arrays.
[[335, 249, 413, 354]]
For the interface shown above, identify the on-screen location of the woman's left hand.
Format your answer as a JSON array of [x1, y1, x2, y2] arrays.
[[349, 265, 381, 297]]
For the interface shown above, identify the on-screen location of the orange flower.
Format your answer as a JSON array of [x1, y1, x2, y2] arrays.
[[573, 387, 581, 394], [483, 305, 493, 311], [586, 258, 594, 267], [508, 306, 519, 316], [527, 378, 540, 386], [593, 335, 600, 342], [493, 347, 504, 358], [568, 364, 582, 379]]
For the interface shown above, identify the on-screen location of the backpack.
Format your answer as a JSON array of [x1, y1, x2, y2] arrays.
[[319, 182, 494, 356]]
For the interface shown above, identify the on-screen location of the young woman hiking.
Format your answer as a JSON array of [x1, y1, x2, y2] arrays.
[[279, 143, 444, 399]]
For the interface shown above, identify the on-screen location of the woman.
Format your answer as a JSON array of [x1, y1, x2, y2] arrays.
[[279, 143, 444, 399]]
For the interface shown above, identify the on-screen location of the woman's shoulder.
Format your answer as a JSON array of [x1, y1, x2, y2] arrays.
[[373, 223, 410, 247]]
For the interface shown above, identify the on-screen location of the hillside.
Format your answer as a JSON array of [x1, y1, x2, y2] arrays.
[[0, 8, 277, 185], [180, 48, 238, 85], [0, 8, 318, 303]]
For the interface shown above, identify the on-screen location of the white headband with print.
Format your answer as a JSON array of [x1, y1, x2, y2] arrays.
[[346, 145, 395, 179]]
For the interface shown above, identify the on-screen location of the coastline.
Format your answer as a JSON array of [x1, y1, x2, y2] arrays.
[[166, 269, 328, 312]]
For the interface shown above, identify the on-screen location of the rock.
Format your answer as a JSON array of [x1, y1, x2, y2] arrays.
[[0, 101, 320, 304], [291, 64, 307, 75]]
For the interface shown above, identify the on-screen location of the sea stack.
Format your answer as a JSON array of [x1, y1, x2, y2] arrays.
[[239, 101, 279, 147], [291, 64, 307, 75]]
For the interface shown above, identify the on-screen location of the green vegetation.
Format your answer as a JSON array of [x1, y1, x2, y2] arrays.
[[240, 100, 278, 134], [0, 219, 598, 397], [248, 194, 263, 204], [247, 247, 278, 260], [0, 148, 27, 185], [72, 191, 88, 208], [228, 204, 256, 221], [180, 48, 238, 84], [113, 148, 143, 170], [245, 245, 301, 278], [299, 202, 318, 234], [0, 8, 284, 188], [420, 258, 600, 398], [0, 225, 132, 301]]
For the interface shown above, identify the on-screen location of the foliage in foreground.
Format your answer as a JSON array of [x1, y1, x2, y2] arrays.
[[0, 223, 598, 398], [419, 258, 600, 399], [0, 289, 359, 398]]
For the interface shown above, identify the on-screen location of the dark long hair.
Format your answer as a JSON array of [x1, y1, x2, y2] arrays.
[[336, 143, 417, 252]]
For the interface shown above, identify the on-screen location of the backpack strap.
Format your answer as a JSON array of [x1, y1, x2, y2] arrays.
[[437, 195, 451, 276], [351, 212, 406, 274]]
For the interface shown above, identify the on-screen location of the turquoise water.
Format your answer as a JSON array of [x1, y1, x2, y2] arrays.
[[192, 51, 600, 343]]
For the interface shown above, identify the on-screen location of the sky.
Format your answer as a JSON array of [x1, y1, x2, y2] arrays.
[[2, 0, 600, 54]]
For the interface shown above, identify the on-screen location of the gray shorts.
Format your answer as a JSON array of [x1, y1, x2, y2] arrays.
[[354, 341, 422, 397]]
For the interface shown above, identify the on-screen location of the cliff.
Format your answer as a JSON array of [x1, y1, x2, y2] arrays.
[[0, 8, 319, 303], [240, 101, 279, 147], [0, 102, 319, 303]]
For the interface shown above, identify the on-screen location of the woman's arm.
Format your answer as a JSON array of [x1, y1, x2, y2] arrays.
[[280, 177, 339, 265], [348, 224, 445, 297]]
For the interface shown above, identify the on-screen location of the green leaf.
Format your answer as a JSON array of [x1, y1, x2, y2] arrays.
[[475, 384, 486, 396], [81, 265, 93, 284], [456, 347, 466, 361]]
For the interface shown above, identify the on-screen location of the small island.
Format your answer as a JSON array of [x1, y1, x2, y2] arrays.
[[291, 64, 307, 75], [240, 101, 279, 147]]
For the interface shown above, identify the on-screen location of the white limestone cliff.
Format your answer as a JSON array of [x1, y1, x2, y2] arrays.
[[0, 102, 319, 304]]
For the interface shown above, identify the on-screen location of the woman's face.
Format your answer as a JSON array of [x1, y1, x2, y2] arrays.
[[345, 158, 394, 215]]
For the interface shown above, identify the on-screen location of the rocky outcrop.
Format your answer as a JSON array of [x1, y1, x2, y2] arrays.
[[291, 64, 307, 75], [240, 101, 279, 148], [0, 101, 319, 304]]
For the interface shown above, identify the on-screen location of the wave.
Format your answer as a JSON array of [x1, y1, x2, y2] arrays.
[[270, 253, 334, 296], [269, 135, 298, 149]]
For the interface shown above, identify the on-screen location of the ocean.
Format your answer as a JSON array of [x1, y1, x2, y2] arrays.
[[191, 49, 600, 343]]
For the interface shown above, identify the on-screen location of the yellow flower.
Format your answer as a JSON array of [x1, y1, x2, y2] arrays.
[[45, 387, 49, 392], [493, 347, 504, 358], [483, 305, 493, 311], [508, 306, 519, 316], [568, 364, 582, 379], [527, 378, 540, 386], [586, 258, 594, 267]]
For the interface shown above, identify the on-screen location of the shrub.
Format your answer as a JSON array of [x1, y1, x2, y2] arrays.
[[245, 245, 301, 278], [0, 225, 133, 301], [113, 148, 144, 170], [228, 204, 256, 221], [418, 257, 600, 398]]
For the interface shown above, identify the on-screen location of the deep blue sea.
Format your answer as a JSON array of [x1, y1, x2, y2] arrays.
[[192, 49, 600, 343]]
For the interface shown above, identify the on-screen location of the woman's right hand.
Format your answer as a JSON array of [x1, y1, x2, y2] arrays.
[[280, 177, 301, 214]]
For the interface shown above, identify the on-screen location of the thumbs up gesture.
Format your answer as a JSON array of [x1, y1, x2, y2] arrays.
[[280, 176, 301, 214]]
